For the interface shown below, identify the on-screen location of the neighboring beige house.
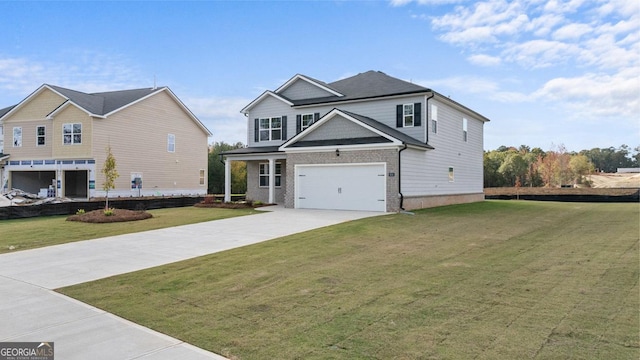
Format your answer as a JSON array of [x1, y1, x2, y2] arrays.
[[222, 71, 490, 212], [0, 84, 211, 199]]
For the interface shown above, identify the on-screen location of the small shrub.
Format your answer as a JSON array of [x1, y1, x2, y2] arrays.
[[76, 209, 86, 215], [104, 208, 115, 216], [203, 195, 217, 204], [253, 201, 263, 206]]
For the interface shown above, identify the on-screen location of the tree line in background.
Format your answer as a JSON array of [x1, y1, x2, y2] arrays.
[[485, 144, 640, 188], [207, 142, 640, 195], [208, 142, 247, 195]]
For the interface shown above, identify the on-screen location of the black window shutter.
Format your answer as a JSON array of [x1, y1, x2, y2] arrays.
[[414, 103, 422, 126], [296, 115, 302, 134], [254, 118, 259, 142], [314, 112, 320, 123], [281, 116, 287, 139], [396, 105, 403, 127]]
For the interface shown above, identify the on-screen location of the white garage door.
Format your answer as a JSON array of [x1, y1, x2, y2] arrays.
[[296, 163, 386, 212]]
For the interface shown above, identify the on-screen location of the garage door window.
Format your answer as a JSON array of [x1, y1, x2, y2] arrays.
[[259, 162, 281, 187]]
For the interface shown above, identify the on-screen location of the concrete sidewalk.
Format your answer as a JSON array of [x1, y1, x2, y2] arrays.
[[0, 206, 383, 359]]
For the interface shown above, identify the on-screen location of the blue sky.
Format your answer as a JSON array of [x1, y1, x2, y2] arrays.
[[1, 0, 638, 152]]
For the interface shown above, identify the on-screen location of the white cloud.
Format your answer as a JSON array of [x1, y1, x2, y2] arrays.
[[467, 53, 502, 66], [416, 0, 640, 124], [552, 22, 592, 40], [0, 51, 146, 98], [184, 96, 251, 145]]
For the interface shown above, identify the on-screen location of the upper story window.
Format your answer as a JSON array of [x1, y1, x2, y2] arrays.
[[431, 104, 438, 134], [0, 126, 3, 152], [396, 103, 421, 128], [301, 114, 314, 130], [13, 127, 22, 147], [259, 117, 282, 141], [167, 134, 176, 152], [36, 126, 46, 146], [403, 104, 414, 127], [63, 123, 82, 145], [463, 118, 468, 142]]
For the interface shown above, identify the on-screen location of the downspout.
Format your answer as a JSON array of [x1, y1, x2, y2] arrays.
[[425, 92, 435, 144], [398, 143, 408, 211]]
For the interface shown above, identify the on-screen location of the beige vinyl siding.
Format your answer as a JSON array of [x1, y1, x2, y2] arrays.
[[401, 98, 484, 195], [92, 90, 208, 194], [0, 120, 52, 160], [51, 105, 93, 159], [5, 89, 66, 121]]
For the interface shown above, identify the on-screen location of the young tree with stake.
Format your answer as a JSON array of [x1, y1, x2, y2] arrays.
[[102, 146, 119, 210]]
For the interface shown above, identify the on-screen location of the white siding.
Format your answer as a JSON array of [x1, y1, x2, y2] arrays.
[[303, 115, 378, 141], [401, 98, 484, 195], [279, 80, 335, 100]]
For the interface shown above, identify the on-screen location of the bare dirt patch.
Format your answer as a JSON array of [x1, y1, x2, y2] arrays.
[[67, 209, 153, 223]]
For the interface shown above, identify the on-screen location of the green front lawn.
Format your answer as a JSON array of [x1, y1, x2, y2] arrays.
[[60, 201, 639, 359], [0, 207, 256, 253]]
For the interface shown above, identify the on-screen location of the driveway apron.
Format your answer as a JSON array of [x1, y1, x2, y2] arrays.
[[0, 206, 383, 359]]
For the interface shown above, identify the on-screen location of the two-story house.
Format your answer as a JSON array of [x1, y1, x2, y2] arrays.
[[0, 84, 211, 199], [221, 70, 490, 212]]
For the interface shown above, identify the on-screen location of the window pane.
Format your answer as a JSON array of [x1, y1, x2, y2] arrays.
[[73, 134, 82, 144], [259, 164, 267, 175], [64, 135, 72, 144], [404, 104, 413, 115], [271, 129, 281, 140], [38, 137, 45, 146], [73, 123, 82, 133], [37, 127, 45, 136], [260, 118, 270, 129], [275, 176, 281, 187], [271, 117, 281, 128], [260, 176, 268, 187], [260, 130, 270, 141], [63, 125, 71, 134]]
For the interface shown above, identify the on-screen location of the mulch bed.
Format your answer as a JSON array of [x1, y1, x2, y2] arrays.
[[67, 209, 153, 223]]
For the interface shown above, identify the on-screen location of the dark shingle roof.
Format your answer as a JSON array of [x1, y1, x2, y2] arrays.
[[291, 71, 430, 106], [48, 85, 162, 116], [0, 105, 16, 118]]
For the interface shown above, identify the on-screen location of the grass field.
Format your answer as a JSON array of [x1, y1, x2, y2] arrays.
[[59, 201, 639, 359], [0, 207, 255, 254]]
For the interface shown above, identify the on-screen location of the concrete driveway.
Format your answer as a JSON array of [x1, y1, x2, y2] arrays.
[[0, 206, 383, 359]]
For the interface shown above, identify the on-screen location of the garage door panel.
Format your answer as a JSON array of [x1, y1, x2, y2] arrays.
[[296, 164, 386, 212]]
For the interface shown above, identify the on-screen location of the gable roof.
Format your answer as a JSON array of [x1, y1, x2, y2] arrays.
[[291, 71, 431, 106], [0, 84, 211, 135], [275, 74, 344, 97], [280, 108, 433, 151], [240, 90, 294, 114]]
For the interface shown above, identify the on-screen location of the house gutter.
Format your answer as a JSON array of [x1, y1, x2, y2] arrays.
[[398, 143, 408, 211]]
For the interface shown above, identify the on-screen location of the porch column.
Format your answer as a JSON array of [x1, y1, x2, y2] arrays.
[[224, 159, 231, 202], [268, 158, 275, 204]]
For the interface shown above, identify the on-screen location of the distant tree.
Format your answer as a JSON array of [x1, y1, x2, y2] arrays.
[[208, 141, 246, 194], [102, 145, 119, 209], [570, 155, 595, 185], [498, 151, 528, 186]]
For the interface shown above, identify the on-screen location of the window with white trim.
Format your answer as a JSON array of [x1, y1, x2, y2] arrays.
[[0, 126, 3, 152], [259, 162, 282, 187], [431, 104, 438, 134], [63, 123, 82, 145], [448, 167, 455, 182], [167, 134, 176, 152], [199, 169, 205, 185], [259, 117, 282, 141], [13, 127, 22, 147], [36, 126, 45, 146], [301, 114, 314, 130], [403, 104, 414, 127], [463, 118, 468, 142]]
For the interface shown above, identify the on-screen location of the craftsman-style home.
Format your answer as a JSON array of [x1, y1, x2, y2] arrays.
[[222, 70, 489, 212]]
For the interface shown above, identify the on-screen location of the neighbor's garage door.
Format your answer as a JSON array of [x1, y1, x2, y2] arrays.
[[296, 163, 386, 212]]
